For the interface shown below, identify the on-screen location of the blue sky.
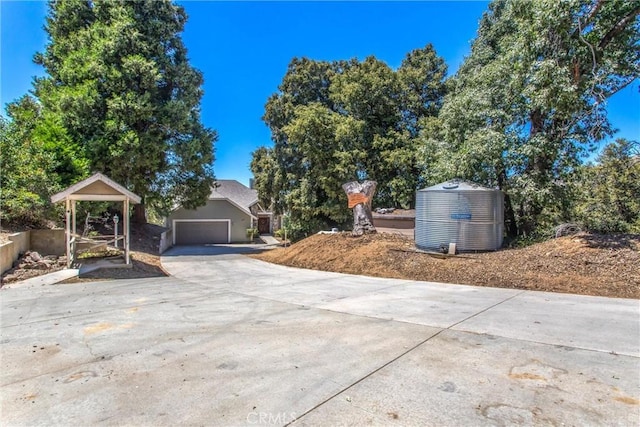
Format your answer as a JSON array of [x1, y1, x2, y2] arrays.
[[2, 1, 638, 187]]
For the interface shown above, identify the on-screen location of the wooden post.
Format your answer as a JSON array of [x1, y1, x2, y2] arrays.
[[71, 200, 77, 237], [114, 214, 119, 248], [343, 181, 377, 236], [65, 198, 71, 268], [124, 199, 130, 264], [71, 199, 76, 268]]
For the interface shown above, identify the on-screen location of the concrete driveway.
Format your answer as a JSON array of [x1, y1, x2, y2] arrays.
[[1, 244, 638, 426]]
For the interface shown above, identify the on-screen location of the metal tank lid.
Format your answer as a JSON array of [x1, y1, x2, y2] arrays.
[[418, 178, 496, 192]]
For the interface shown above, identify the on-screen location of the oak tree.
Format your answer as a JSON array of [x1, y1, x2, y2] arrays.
[[427, 0, 639, 236]]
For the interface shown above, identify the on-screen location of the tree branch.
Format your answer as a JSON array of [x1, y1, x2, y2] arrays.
[[602, 75, 638, 98], [598, 5, 640, 51], [572, 0, 604, 39]]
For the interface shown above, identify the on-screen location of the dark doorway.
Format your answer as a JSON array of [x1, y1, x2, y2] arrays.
[[257, 217, 270, 234]]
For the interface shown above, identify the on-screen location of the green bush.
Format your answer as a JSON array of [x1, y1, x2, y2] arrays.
[[246, 227, 259, 240], [572, 139, 640, 234]]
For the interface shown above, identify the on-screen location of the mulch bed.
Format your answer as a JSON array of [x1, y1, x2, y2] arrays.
[[252, 232, 640, 299]]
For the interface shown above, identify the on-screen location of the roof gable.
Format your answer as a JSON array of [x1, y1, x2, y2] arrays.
[[51, 173, 141, 204], [210, 180, 258, 210]]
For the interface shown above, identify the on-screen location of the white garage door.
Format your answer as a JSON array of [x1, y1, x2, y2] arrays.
[[174, 221, 230, 245]]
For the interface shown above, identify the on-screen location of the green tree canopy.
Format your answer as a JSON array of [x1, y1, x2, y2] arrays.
[[425, 0, 639, 236], [0, 95, 86, 225], [574, 139, 640, 233], [34, 0, 216, 222], [254, 46, 447, 234]]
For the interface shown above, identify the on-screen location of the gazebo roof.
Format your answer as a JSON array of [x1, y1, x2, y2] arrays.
[[51, 173, 141, 204]]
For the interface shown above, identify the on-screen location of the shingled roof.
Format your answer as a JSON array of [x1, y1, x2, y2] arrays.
[[210, 180, 259, 215]]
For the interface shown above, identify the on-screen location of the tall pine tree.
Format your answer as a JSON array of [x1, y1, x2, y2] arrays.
[[34, 0, 216, 222]]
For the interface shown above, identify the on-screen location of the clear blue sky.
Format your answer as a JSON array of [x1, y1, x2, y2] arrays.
[[2, 1, 638, 187]]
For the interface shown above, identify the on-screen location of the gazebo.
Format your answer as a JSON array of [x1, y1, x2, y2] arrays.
[[51, 173, 141, 268]]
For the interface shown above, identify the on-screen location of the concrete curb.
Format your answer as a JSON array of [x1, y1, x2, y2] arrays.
[[3, 268, 79, 288]]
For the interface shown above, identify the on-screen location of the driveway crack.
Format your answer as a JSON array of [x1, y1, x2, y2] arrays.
[[287, 289, 529, 426]]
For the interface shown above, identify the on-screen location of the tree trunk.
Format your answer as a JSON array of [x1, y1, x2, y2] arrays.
[[503, 192, 518, 237], [343, 181, 377, 236], [132, 203, 147, 224], [497, 167, 518, 237], [524, 108, 548, 235]]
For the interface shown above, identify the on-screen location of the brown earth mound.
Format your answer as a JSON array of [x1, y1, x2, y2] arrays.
[[252, 232, 640, 299]]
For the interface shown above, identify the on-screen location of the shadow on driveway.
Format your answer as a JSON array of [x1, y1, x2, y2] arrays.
[[162, 244, 274, 257]]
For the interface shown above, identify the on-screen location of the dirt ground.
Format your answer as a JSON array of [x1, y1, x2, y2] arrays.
[[61, 223, 168, 283], [4, 223, 638, 299], [1, 223, 167, 286], [252, 232, 640, 299]]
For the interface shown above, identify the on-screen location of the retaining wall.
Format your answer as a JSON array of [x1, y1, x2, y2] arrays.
[[0, 243, 11, 274], [1, 229, 65, 275], [159, 229, 173, 254], [31, 229, 66, 256], [1, 231, 31, 274]]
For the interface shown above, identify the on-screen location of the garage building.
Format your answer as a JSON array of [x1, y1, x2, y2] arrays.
[[166, 180, 272, 246]]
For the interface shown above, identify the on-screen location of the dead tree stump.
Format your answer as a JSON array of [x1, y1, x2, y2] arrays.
[[343, 180, 377, 236]]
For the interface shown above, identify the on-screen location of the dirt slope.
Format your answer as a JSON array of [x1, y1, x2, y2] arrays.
[[252, 232, 640, 299], [1, 223, 167, 285]]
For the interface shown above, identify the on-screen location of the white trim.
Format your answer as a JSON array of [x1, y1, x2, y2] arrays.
[[51, 172, 141, 204], [254, 202, 273, 214], [66, 194, 130, 201], [172, 219, 231, 245]]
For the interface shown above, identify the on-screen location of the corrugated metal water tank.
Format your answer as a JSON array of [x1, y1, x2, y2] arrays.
[[415, 180, 504, 251]]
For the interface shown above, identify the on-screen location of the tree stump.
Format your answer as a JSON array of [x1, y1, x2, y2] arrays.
[[343, 180, 377, 236]]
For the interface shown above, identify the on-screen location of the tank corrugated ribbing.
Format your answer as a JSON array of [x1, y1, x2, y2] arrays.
[[415, 180, 504, 251]]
